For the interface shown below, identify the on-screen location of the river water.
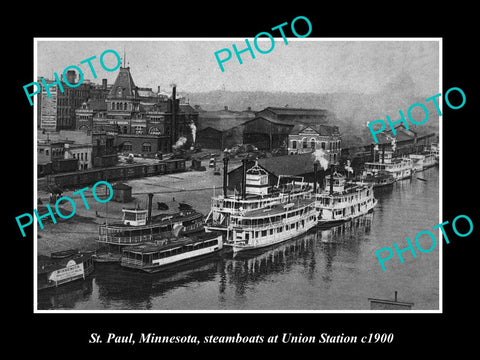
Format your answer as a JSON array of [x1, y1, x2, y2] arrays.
[[38, 167, 439, 311]]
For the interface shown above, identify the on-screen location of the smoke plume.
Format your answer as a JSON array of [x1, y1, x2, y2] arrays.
[[312, 149, 329, 170], [190, 122, 196, 143]]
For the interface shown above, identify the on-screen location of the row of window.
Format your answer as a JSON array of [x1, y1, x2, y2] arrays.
[[116, 125, 165, 136], [245, 218, 314, 240], [233, 205, 314, 227], [122, 142, 152, 153], [291, 138, 340, 151], [148, 239, 218, 261], [112, 102, 129, 111], [73, 152, 89, 161]]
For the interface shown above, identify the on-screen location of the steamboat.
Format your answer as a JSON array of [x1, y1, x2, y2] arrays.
[[363, 150, 412, 181], [96, 193, 204, 262], [120, 231, 223, 273], [356, 170, 395, 188], [205, 159, 314, 243], [409, 151, 438, 172], [38, 249, 94, 290], [228, 198, 318, 253], [315, 166, 377, 226]]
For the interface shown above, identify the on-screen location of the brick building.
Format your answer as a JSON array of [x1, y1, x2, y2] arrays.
[[288, 123, 341, 164], [39, 70, 109, 131], [75, 66, 199, 155]]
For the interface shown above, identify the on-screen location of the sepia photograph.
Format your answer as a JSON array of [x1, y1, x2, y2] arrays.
[[32, 38, 441, 312]]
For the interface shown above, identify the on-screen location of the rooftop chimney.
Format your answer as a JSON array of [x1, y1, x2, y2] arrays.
[[224, 106, 228, 111], [102, 78, 107, 90], [66, 70, 76, 85]]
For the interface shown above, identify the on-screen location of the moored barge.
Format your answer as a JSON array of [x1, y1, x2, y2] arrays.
[[120, 231, 223, 273], [38, 250, 94, 290]]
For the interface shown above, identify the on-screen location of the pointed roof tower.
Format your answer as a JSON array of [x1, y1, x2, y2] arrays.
[[108, 66, 137, 99]]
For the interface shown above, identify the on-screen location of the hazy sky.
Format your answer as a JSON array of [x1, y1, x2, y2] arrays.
[[36, 39, 440, 96]]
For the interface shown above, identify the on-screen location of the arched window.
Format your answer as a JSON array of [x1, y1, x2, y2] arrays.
[[112, 102, 115, 110], [310, 138, 316, 149], [149, 127, 161, 135], [123, 142, 133, 151], [302, 138, 308, 149], [124, 102, 127, 110], [292, 140, 297, 149], [142, 142, 152, 153]]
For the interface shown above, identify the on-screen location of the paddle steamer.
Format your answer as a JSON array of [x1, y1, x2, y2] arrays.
[[315, 168, 377, 226], [364, 150, 412, 181], [96, 193, 204, 262], [205, 159, 314, 244]]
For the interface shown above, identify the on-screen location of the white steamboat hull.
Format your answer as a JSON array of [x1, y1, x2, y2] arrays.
[[230, 217, 318, 254], [318, 198, 377, 225]]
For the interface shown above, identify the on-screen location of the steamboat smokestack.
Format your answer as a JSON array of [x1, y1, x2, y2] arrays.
[[371, 144, 375, 162], [223, 157, 229, 197], [147, 193, 153, 224], [241, 158, 248, 200], [329, 165, 334, 195], [313, 161, 318, 193], [382, 143, 385, 164]]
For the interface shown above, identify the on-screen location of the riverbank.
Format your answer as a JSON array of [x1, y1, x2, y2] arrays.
[[36, 165, 228, 255]]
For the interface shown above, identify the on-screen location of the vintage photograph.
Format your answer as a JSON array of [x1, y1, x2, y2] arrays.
[[33, 38, 441, 311]]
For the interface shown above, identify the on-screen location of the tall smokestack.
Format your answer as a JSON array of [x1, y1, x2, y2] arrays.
[[313, 161, 318, 193], [241, 158, 248, 200], [170, 86, 177, 152], [329, 165, 334, 195], [371, 144, 375, 162], [223, 157, 229, 197], [147, 193, 153, 224], [382, 144, 385, 164]]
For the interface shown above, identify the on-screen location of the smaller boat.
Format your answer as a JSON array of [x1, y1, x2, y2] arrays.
[[120, 231, 223, 273], [38, 250, 94, 290], [356, 170, 395, 188], [50, 249, 78, 259], [316, 170, 377, 226], [178, 202, 192, 211], [157, 202, 169, 210]]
